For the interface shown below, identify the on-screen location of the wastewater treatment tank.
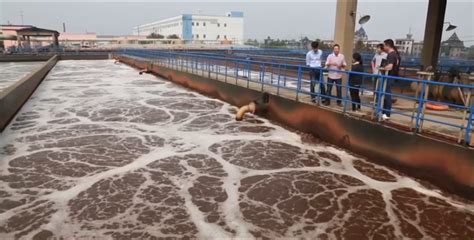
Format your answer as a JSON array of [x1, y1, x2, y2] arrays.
[[0, 60, 472, 239]]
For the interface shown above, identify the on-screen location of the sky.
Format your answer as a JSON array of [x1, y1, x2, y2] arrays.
[[1, 0, 473, 44]]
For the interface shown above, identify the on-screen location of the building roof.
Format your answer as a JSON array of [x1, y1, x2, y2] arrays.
[[16, 27, 59, 34], [354, 27, 368, 41], [442, 32, 464, 48], [0, 24, 34, 30]]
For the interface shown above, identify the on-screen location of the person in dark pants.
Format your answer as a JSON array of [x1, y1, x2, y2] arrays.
[[325, 44, 347, 106], [306, 41, 325, 103], [371, 43, 387, 91], [350, 52, 364, 111], [380, 39, 401, 121]]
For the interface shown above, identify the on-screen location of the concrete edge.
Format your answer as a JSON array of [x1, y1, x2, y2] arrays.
[[0, 55, 59, 132], [0, 54, 110, 62]]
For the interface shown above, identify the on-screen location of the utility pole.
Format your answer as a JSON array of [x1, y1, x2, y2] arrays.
[[20, 11, 24, 25]]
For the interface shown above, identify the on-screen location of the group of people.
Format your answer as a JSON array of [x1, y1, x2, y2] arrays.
[[305, 39, 400, 120]]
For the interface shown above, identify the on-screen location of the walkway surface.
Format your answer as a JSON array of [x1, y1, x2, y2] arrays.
[[0, 60, 472, 239]]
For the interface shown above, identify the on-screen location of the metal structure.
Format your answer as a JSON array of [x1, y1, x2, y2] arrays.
[[119, 49, 473, 146]]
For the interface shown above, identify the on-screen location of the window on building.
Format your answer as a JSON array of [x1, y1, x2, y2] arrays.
[[196, 22, 199, 26], [224, 23, 227, 27], [196, 34, 199, 38], [203, 22, 206, 27], [217, 23, 220, 27], [224, 35, 227, 39], [192, 22, 194, 26], [203, 34, 206, 39], [217, 35, 220, 39]]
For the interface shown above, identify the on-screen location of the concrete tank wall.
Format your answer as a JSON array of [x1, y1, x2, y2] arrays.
[[118, 55, 474, 200], [0, 55, 58, 131]]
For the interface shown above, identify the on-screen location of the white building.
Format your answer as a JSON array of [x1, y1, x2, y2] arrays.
[[133, 11, 244, 44], [396, 32, 415, 55]]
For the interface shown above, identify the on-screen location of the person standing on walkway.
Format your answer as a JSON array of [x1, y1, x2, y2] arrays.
[[306, 41, 325, 103], [371, 43, 387, 93], [325, 44, 347, 106], [350, 52, 364, 111], [372, 44, 387, 75], [380, 39, 401, 120]]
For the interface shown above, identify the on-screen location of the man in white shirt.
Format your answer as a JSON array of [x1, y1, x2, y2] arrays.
[[325, 44, 347, 106], [371, 43, 388, 93], [306, 41, 325, 103], [372, 44, 388, 74]]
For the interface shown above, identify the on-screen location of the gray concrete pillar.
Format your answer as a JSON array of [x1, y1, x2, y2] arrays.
[[334, 0, 357, 68], [421, 0, 447, 70], [333, 0, 357, 98]]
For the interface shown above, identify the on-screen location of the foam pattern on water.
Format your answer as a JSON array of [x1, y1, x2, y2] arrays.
[[0, 60, 472, 239]]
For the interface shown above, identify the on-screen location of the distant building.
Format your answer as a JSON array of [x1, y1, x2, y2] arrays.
[[354, 26, 368, 42], [132, 11, 244, 44], [441, 32, 465, 58], [365, 40, 382, 51], [396, 32, 415, 55], [321, 40, 335, 47], [59, 32, 98, 48], [0, 24, 59, 51], [412, 41, 423, 56]]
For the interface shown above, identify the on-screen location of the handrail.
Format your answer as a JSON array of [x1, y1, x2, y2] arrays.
[[120, 49, 474, 88], [118, 49, 473, 146]]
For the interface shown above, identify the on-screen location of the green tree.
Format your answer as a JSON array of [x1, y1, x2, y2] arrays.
[[467, 45, 474, 60], [355, 40, 366, 51], [147, 33, 164, 39], [245, 39, 259, 47], [167, 34, 180, 39]]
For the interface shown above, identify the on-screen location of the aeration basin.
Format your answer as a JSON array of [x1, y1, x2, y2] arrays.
[[0, 60, 472, 239]]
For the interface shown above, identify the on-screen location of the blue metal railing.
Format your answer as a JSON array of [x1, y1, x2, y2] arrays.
[[118, 49, 473, 145]]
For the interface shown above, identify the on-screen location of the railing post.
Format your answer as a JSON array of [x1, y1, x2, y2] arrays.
[[225, 62, 228, 83], [465, 106, 473, 146], [201, 58, 205, 76], [296, 66, 302, 101], [459, 90, 472, 144], [415, 80, 427, 132], [216, 60, 220, 80], [261, 64, 265, 91], [410, 73, 424, 128], [247, 60, 251, 80], [270, 65, 274, 85], [277, 64, 281, 96], [207, 61, 211, 78], [235, 62, 239, 85], [343, 72, 350, 114], [419, 75, 432, 131], [247, 60, 252, 83], [321, 70, 326, 105]]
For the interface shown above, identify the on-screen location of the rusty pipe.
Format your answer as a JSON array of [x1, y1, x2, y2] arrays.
[[235, 102, 257, 121], [139, 68, 149, 75]]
